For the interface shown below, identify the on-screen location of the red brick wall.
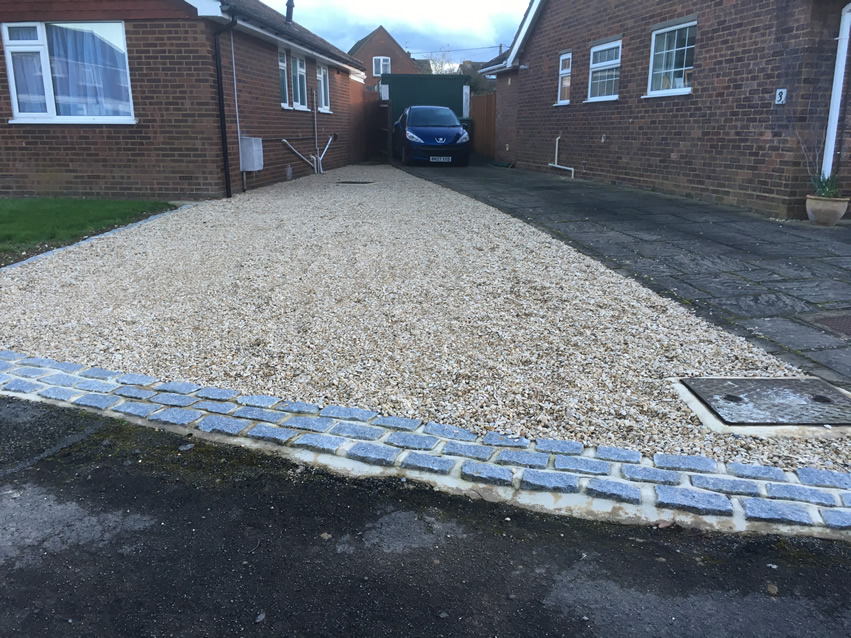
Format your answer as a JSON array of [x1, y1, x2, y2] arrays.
[[494, 72, 518, 164], [0, 3, 370, 199], [216, 29, 366, 194], [507, 0, 848, 217], [351, 28, 421, 89], [0, 18, 224, 199]]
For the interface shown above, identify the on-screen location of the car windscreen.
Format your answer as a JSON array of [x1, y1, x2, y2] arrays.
[[407, 108, 460, 127]]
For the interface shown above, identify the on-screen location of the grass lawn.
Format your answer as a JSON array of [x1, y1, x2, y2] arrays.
[[0, 198, 175, 267]]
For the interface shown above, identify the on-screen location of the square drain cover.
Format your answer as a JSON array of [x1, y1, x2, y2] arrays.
[[681, 378, 851, 425]]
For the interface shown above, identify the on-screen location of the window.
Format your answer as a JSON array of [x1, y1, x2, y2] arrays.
[[2, 21, 134, 123], [291, 56, 307, 108], [587, 40, 621, 101], [372, 56, 390, 77], [317, 65, 330, 111], [555, 52, 571, 105], [647, 22, 696, 97], [278, 50, 289, 107]]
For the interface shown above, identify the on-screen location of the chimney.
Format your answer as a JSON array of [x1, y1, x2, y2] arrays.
[[285, 0, 294, 23]]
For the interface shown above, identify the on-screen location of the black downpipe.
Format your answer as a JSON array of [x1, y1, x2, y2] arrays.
[[214, 15, 238, 198]]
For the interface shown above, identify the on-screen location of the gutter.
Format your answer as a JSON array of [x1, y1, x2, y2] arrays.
[[214, 14, 238, 198], [822, 3, 851, 178]]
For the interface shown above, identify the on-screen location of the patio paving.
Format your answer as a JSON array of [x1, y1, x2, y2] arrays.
[[407, 162, 851, 389]]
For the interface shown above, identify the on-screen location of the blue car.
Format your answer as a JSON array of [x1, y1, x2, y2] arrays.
[[393, 105, 470, 166]]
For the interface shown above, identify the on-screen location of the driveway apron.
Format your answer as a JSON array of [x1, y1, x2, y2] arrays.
[[406, 163, 851, 389]]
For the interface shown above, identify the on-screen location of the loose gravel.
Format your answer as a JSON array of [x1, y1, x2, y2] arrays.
[[1, 165, 848, 470]]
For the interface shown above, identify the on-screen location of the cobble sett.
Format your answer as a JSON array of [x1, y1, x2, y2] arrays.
[[293, 433, 346, 454], [198, 415, 250, 436], [283, 416, 334, 432], [387, 432, 439, 450], [655, 486, 734, 516], [320, 405, 378, 422], [114, 387, 156, 400], [690, 475, 760, 496], [461, 461, 513, 487], [727, 462, 788, 482], [247, 424, 300, 445], [521, 469, 580, 493], [621, 464, 681, 485], [149, 408, 203, 426], [73, 393, 121, 410], [586, 479, 642, 505], [79, 368, 121, 381], [346, 442, 400, 467], [113, 401, 160, 418], [38, 386, 82, 402], [821, 509, 851, 529], [554, 455, 610, 475], [742, 498, 813, 526], [237, 395, 281, 408], [496, 450, 549, 469], [196, 387, 239, 401], [232, 407, 286, 424], [423, 421, 477, 442], [765, 483, 837, 507], [443, 441, 494, 460], [401, 452, 456, 475], [331, 422, 385, 441]]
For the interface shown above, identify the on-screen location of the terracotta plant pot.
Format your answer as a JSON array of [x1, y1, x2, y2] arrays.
[[805, 195, 849, 226]]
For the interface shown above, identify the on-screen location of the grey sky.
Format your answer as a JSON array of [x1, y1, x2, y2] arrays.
[[265, 0, 529, 63]]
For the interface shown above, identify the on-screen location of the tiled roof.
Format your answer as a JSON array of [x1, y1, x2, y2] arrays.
[[224, 0, 365, 70]]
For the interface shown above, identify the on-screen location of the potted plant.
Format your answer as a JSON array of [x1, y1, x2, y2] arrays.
[[806, 173, 849, 226]]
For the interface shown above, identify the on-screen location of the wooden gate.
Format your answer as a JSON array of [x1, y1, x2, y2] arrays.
[[470, 93, 496, 160]]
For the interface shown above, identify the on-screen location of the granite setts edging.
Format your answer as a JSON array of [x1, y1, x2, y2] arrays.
[[1, 350, 850, 539]]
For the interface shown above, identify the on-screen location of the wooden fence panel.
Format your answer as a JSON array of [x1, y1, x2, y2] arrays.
[[470, 93, 496, 160]]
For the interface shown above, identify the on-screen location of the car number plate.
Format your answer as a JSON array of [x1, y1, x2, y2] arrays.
[[430, 156, 452, 163]]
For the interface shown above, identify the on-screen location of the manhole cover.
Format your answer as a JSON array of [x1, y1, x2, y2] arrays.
[[336, 181, 375, 185], [681, 378, 851, 425], [816, 314, 851, 337]]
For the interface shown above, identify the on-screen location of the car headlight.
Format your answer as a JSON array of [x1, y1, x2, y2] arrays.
[[458, 130, 470, 143], [406, 130, 424, 143]]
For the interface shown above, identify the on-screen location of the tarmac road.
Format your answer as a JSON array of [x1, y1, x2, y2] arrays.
[[1, 396, 849, 637]]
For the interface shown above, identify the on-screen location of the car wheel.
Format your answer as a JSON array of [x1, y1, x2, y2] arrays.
[[401, 146, 411, 166]]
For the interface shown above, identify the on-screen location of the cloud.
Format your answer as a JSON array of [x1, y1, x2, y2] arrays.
[[263, 0, 528, 60]]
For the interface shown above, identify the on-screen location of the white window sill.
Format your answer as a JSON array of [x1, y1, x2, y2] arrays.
[[293, 105, 310, 112], [553, 101, 570, 107], [642, 89, 692, 99], [281, 103, 293, 110], [9, 116, 137, 125], [318, 108, 332, 114], [583, 96, 618, 103]]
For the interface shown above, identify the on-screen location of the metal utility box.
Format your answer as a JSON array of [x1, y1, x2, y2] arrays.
[[239, 136, 264, 172]]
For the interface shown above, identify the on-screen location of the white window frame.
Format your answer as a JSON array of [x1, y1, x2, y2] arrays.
[[554, 52, 571, 106], [291, 55, 307, 109], [317, 65, 331, 112], [278, 49, 290, 109], [372, 56, 390, 77], [586, 40, 621, 103], [2, 21, 135, 124], [645, 21, 697, 98]]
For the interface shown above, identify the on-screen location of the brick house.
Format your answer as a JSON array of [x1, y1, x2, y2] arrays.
[[0, 0, 368, 199], [348, 25, 424, 91], [482, 0, 851, 218]]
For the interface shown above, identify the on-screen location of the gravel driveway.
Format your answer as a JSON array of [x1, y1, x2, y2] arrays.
[[1, 165, 847, 470]]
